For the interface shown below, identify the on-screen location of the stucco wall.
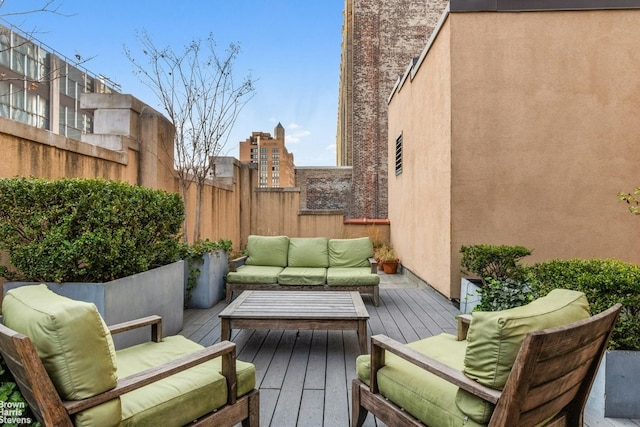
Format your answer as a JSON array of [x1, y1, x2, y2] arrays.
[[388, 7, 640, 299]]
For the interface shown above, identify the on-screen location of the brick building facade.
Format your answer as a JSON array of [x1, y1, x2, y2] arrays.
[[337, 0, 448, 218]]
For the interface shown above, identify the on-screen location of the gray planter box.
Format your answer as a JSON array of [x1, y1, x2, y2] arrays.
[[587, 350, 640, 418], [184, 251, 229, 309], [460, 277, 482, 314], [4, 261, 184, 349]]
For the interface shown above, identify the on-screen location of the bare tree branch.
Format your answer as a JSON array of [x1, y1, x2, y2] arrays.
[[124, 30, 255, 242]]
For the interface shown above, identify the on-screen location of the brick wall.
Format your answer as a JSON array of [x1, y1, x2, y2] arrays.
[[296, 167, 353, 213], [339, 0, 448, 219]]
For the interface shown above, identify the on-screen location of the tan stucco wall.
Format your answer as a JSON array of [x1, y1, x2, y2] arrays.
[[388, 18, 453, 297], [389, 8, 640, 299]]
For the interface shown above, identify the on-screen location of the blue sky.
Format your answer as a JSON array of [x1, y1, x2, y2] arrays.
[[1, 0, 344, 166]]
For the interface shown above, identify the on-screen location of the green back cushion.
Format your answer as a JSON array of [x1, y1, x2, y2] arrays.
[[3, 285, 121, 426], [457, 288, 590, 423], [288, 237, 329, 267], [245, 235, 290, 267], [328, 237, 373, 268]]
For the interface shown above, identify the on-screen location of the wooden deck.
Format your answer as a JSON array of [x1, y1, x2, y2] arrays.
[[182, 273, 639, 427]]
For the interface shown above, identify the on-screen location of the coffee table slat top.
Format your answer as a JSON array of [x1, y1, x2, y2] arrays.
[[220, 291, 369, 320]]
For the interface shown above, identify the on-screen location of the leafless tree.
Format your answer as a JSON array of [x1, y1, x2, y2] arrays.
[[124, 30, 255, 242]]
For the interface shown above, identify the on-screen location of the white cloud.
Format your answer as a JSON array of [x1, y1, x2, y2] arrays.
[[326, 143, 336, 153], [288, 123, 301, 130], [286, 130, 312, 144]]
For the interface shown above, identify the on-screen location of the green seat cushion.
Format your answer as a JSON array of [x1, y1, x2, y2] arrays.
[[327, 267, 380, 286], [458, 288, 590, 423], [288, 237, 329, 267], [278, 267, 327, 285], [116, 335, 256, 427], [226, 265, 284, 284], [357, 333, 483, 427], [245, 235, 290, 267], [328, 237, 374, 268], [2, 284, 121, 427]]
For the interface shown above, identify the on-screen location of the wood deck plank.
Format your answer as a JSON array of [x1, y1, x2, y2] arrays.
[[182, 278, 637, 427]]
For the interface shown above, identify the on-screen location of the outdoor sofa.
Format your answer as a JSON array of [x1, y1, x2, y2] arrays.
[[226, 235, 381, 305], [0, 285, 259, 427], [352, 288, 621, 427]]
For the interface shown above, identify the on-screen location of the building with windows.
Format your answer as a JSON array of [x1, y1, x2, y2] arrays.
[[238, 123, 295, 188], [0, 23, 118, 140]]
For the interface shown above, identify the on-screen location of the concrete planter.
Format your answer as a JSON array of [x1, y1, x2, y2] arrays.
[[184, 251, 229, 309], [587, 350, 640, 418], [4, 261, 184, 349], [460, 277, 482, 314]]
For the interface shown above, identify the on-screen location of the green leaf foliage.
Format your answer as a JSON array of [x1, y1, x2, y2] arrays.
[[527, 259, 640, 351], [180, 238, 233, 306], [460, 244, 532, 284], [0, 177, 185, 282], [474, 277, 538, 312]]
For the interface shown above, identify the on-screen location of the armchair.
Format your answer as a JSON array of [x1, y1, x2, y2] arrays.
[[0, 284, 259, 427], [352, 289, 621, 427]]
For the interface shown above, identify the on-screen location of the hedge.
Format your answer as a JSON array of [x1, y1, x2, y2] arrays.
[[527, 259, 640, 351], [0, 177, 185, 283]]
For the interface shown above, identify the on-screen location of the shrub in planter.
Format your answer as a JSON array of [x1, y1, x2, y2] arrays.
[[474, 277, 538, 312], [526, 259, 640, 351], [460, 244, 532, 285], [182, 238, 233, 307], [0, 177, 184, 282]]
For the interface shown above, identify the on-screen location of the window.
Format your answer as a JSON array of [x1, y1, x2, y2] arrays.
[[272, 147, 279, 153], [272, 154, 279, 160], [395, 133, 403, 175]]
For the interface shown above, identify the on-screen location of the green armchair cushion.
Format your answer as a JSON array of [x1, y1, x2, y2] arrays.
[[356, 333, 484, 427], [287, 237, 329, 268], [327, 267, 380, 286], [116, 335, 256, 426], [458, 288, 590, 423], [278, 267, 327, 285], [328, 237, 374, 268], [2, 284, 121, 427], [226, 265, 284, 284], [245, 235, 290, 267]]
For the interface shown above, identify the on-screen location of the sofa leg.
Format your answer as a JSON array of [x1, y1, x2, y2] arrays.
[[352, 380, 369, 427], [373, 288, 380, 307], [226, 284, 233, 304]]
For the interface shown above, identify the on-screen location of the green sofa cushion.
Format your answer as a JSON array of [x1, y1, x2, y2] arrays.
[[357, 333, 484, 427], [327, 267, 380, 286], [457, 288, 590, 423], [2, 284, 121, 427], [245, 235, 290, 267], [278, 267, 327, 285], [287, 237, 329, 268], [116, 335, 256, 427], [226, 265, 284, 284], [328, 237, 374, 268]]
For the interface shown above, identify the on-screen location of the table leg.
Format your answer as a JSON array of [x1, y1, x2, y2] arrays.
[[357, 320, 368, 354], [221, 319, 231, 341]]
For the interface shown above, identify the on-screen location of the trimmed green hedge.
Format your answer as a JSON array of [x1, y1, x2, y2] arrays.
[[527, 259, 640, 351], [460, 244, 532, 284], [0, 177, 185, 283]]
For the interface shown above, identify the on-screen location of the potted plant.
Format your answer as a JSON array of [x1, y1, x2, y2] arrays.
[[182, 238, 233, 309], [459, 244, 532, 313], [377, 244, 400, 274], [0, 177, 186, 349]]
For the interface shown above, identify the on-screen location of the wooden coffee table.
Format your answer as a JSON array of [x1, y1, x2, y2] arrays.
[[219, 290, 370, 354]]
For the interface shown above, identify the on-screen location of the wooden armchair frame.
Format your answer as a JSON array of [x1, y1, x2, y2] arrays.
[[0, 315, 259, 427], [352, 304, 621, 427]]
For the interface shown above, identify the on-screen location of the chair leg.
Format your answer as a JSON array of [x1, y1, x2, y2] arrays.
[[352, 380, 369, 427], [242, 390, 260, 427]]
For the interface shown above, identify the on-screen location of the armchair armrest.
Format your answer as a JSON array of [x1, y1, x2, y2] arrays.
[[457, 314, 472, 341], [369, 334, 501, 404], [368, 257, 378, 274], [63, 340, 238, 414], [229, 255, 248, 272], [108, 315, 162, 343]]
